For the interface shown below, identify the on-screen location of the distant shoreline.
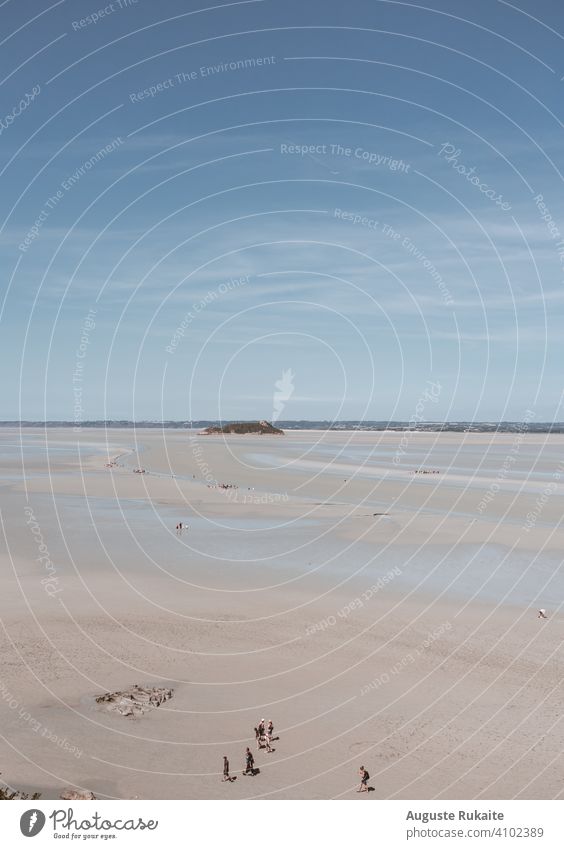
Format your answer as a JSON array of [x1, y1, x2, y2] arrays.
[[2, 421, 564, 434]]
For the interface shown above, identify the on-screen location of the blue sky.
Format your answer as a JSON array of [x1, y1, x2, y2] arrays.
[[1, 0, 564, 421]]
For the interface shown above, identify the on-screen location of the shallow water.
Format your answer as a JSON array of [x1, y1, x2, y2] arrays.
[[2, 430, 564, 607]]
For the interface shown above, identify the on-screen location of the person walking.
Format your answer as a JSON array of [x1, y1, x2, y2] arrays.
[[357, 765, 370, 793], [243, 747, 255, 775], [222, 756, 231, 781]]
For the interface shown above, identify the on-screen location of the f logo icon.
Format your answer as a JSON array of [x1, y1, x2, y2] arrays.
[[19, 810, 45, 837]]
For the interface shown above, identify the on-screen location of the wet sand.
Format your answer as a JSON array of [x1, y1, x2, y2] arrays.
[[1, 427, 564, 799]]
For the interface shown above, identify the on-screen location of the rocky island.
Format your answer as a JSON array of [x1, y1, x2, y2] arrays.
[[200, 419, 284, 435]]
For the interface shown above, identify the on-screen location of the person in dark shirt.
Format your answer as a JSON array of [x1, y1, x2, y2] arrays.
[[244, 747, 255, 775]]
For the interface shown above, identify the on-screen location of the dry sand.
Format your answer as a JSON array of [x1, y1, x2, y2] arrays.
[[1, 427, 564, 799]]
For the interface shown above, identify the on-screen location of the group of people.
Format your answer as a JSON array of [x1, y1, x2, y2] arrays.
[[175, 522, 189, 534], [221, 725, 374, 794], [254, 718, 275, 752], [412, 468, 440, 475], [222, 719, 276, 782]]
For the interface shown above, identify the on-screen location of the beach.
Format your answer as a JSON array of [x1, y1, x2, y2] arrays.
[[1, 427, 564, 799]]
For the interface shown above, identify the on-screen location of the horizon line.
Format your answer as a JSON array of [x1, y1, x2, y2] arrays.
[[1, 419, 562, 426]]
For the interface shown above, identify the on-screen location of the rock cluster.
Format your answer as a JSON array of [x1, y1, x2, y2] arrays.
[[95, 685, 173, 717], [60, 788, 96, 800]]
